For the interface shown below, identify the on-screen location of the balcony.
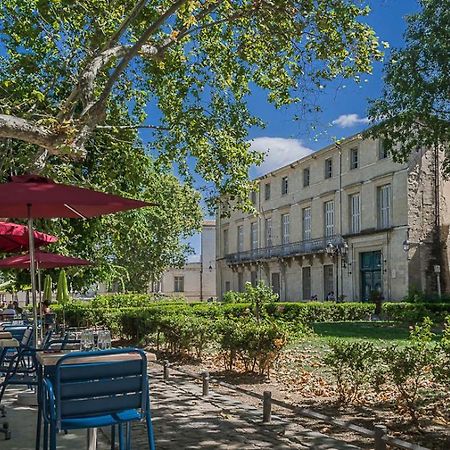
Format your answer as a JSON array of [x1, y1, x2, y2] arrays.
[[225, 234, 344, 265]]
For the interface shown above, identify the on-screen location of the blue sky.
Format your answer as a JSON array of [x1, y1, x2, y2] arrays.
[[187, 0, 419, 259]]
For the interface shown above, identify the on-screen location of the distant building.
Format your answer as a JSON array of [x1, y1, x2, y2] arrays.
[[157, 220, 216, 300], [216, 132, 450, 302]]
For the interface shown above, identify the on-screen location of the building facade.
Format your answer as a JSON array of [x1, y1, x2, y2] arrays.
[[158, 220, 216, 300], [216, 134, 450, 302]]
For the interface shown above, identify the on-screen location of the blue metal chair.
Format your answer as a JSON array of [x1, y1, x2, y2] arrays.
[[41, 348, 155, 450]]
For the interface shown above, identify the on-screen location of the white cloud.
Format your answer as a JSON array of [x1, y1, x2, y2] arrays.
[[332, 114, 370, 128], [249, 137, 314, 176]]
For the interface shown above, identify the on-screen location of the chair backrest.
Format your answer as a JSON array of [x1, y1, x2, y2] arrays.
[[20, 327, 33, 347], [3, 326, 30, 342], [55, 348, 148, 426]]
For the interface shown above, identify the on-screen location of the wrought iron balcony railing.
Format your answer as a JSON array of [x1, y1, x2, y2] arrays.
[[225, 234, 344, 265]]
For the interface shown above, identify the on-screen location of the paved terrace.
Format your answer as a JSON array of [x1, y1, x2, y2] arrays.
[[2, 364, 360, 450]]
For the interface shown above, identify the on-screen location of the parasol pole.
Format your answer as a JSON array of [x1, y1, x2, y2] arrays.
[[37, 264, 43, 341], [27, 204, 38, 346]]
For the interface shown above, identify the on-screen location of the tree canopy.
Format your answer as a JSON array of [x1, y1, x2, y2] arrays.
[[367, 0, 449, 169], [0, 0, 383, 207]]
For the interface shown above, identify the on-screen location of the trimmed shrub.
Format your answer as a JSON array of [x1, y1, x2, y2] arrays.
[[382, 302, 450, 323]]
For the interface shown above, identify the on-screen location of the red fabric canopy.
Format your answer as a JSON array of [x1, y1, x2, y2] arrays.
[[0, 174, 153, 218], [0, 250, 91, 269], [0, 222, 57, 252]]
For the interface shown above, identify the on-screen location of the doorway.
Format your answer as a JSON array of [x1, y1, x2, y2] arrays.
[[360, 251, 382, 301], [271, 272, 280, 299]]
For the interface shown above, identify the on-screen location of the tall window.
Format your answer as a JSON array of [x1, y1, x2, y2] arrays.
[[265, 218, 273, 247], [237, 225, 244, 252], [264, 183, 271, 200], [302, 207, 311, 240], [250, 222, 258, 250], [323, 265, 334, 297], [281, 176, 289, 195], [325, 158, 333, 179], [223, 229, 229, 255], [281, 213, 290, 244], [237, 272, 244, 292], [250, 271, 257, 287], [250, 190, 257, 205], [302, 267, 311, 301], [303, 168, 310, 187], [378, 184, 392, 228], [350, 193, 361, 233], [378, 139, 388, 159], [174, 276, 184, 292], [225, 281, 231, 292], [350, 147, 358, 170], [324, 200, 334, 237]]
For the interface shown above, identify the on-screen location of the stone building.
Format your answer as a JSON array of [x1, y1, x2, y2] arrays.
[[216, 132, 450, 302], [157, 220, 216, 301]]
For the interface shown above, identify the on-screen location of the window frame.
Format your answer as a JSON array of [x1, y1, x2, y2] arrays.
[[378, 139, 388, 159], [237, 225, 244, 252], [264, 183, 271, 201], [325, 158, 333, 179], [350, 193, 361, 234], [265, 217, 273, 247], [174, 276, 184, 293], [281, 213, 290, 245], [350, 147, 359, 170], [302, 206, 312, 241], [303, 167, 310, 187], [281, 176, 289, 195], [324, 200, 335, 237], [377, 184, 392, 229], [250, 222, 258, 250]]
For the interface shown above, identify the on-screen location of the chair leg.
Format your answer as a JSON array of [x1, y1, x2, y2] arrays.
[[118, 424, 125, 450], [145, 412, 156, 450], [110, 425, 116, 450], [43, 420, 49, 450], [49, 423, 56, 450], [126, 422, 132, 450]]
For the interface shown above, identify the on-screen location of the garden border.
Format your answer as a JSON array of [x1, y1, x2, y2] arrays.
[[154, 358, 430, 450]]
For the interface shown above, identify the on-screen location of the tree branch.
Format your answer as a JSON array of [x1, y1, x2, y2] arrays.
[[82, 0, 189, 123], [0, 114, 60, 153], [96, 124, 169, 131]]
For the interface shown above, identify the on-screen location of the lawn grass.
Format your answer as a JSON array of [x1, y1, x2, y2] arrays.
[[311, 321, 411, 343]]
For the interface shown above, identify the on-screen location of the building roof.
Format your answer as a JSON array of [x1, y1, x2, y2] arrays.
[[203, 219, 216, 227], [255, 129, 366, 181]]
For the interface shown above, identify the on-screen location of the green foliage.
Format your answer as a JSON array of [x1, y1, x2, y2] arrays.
[[0, 0, 383, 212], [43, 275, 52, 303], [324, 340, 377, 404], [242, 281, 278, 322], [380, 318, 437, 424], [367, 0, 449, 172], [56, 269, 70, 304], [215, 318, 289, 375], [221, 291, 242, 304], [382, 302, 450, 323]]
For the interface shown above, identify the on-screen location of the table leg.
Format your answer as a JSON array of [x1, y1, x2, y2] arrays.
[[87, 428, 97, 450]]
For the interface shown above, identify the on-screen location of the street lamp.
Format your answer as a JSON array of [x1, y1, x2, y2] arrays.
[[326, 240, 348, 301]]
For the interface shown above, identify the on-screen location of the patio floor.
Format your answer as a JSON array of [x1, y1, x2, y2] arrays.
[[1, 364, 361, 450]]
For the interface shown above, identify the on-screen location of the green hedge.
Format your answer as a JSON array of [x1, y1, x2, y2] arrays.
[[382, 302, 450, 323]]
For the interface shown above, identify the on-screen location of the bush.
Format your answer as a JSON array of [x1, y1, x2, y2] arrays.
[[382, 302, 450, 323], [380, 318, 437, 424], [324, 340, 377, 404], [215, 318, 289, 375]]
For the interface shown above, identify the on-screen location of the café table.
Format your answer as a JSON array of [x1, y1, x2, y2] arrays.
[[0, 331, 13, 339], [35, 349, 156, 450]]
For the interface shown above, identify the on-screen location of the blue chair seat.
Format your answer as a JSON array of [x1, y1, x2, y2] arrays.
[[61, 408, 141, 429]]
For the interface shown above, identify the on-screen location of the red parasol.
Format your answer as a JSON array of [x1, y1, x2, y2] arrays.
[[0, 222, 57, 253], [0, 174, 153, 342], [0, 251, 91, 269], [0, 174, 154, 218]]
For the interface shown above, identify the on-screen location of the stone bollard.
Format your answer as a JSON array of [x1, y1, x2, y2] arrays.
[[263, 391, 272, 423], [374, 424, 387, 450], [202, 371, 209, 396], [163, 360, 170, 380]]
